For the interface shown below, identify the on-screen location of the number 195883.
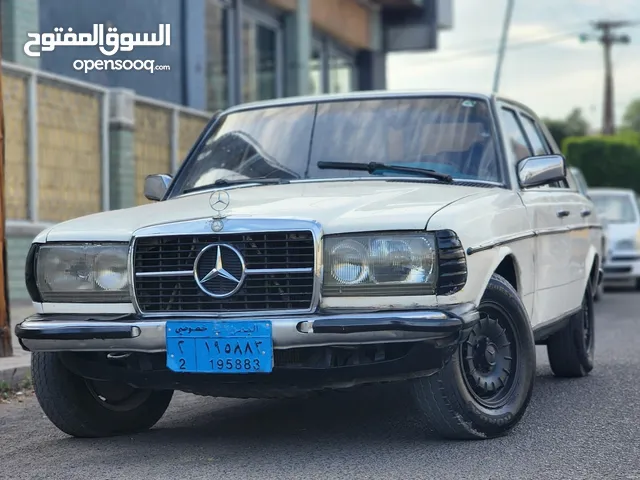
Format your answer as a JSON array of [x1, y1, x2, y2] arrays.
[[173, 338, 267, 372]]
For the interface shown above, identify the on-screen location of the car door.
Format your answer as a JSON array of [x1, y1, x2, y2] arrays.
[[518, 111, 591, 313], [496, 104, 571, 327]]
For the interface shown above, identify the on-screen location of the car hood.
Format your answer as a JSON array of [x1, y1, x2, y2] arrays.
[[42, 180, 494, 242]]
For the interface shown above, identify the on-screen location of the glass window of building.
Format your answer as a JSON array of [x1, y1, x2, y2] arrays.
[[309, 41, 324, 95], [242, 15, 281, 103], [328, 48, 354, 94], [205, 0, 230, 111]]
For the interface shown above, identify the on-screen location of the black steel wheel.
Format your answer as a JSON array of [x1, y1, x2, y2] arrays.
[[410, 273, 536, 440], [460, 308, 518, 409], [547, 281, 595, 377]]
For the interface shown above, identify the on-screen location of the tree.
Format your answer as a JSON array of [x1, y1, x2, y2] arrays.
[[622, 98, 640, 133], [542, 107, 590, 149]]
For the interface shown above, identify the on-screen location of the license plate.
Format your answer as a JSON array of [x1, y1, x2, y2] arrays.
[[166, 320, 273, 374]]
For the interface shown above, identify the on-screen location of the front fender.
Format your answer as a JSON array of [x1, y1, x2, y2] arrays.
[[582, 244, 600, 294], [437, 241, 534, 318]]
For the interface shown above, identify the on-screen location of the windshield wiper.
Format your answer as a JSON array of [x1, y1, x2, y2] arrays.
[[316, 161, 453, 183], [183, 178, 290, 194]]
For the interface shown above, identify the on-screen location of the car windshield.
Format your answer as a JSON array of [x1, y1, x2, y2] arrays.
[[591, 193, 639, 223], [170, 96, 503, 195]]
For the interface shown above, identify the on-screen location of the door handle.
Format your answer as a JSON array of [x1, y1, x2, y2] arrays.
[[580, 208, 592, 217], [556, 209, 570, 218]]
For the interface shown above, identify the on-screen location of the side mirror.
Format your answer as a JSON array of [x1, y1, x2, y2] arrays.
[[144, 174, 172, 201], [517, 154, 566, 188]]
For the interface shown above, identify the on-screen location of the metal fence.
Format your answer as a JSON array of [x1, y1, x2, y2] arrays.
[[2, 60, 212, 227]]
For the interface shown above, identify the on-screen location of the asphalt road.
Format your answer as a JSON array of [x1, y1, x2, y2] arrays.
[[1, 291, 639, 480]]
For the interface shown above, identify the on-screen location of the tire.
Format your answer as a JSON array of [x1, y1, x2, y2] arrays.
[[546, 281, 595, 377], [31, 352, 174, 438], [410, 273, 536, 440], [593, 279, 604, 302]]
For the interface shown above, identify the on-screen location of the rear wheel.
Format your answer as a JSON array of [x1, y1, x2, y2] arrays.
[[546, 282, 595, 377], [31, 352, 174, 438], [410, 273, 536, 440], [593, 278, 604, 302]]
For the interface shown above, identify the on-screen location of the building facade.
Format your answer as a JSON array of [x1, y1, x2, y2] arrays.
[[1, 0, 452, 303], [3, 0, 452, 110]]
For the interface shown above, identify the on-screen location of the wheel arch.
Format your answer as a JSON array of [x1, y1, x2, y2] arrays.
[[472, 246, 525, 307], [585, 246, 600, 294]]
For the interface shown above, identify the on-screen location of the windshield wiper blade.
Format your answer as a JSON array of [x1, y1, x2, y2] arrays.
[[316, 161, 453, 183], [183, 178, 290, 194]]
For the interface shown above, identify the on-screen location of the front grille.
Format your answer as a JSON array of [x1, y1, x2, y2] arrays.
[[435, 230, 468, 295], [603, 265, 632, 274], [133, 231, 316, 313]]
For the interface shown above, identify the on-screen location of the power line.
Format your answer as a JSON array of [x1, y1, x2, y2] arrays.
[[425, 30, 584, 65]]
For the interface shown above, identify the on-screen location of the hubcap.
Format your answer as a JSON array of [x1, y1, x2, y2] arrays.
[[85, 379, 151, 412], [460, 308, 518, 408]]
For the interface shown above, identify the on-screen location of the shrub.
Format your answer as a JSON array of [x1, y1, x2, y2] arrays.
[[563, 135, 640, 192]]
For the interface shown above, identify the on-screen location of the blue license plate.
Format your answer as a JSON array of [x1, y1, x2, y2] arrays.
[[166, 320, 273, 374]]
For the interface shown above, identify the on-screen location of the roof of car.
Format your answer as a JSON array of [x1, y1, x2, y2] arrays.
[[222, 90, 534, 116]]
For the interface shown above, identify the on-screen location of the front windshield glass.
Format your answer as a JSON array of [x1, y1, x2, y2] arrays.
[[591, 193, 639, 223], [172, 96, 502, 195]]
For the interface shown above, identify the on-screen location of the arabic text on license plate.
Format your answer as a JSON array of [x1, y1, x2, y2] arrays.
[[165, 321, 273, 374]]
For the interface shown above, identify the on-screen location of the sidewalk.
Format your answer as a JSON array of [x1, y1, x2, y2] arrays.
[[0, 304, 35, 388]]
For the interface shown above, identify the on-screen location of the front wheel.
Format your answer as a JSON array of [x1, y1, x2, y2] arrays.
[[31, 352, 174, 438], [410, 273, 536, 440]]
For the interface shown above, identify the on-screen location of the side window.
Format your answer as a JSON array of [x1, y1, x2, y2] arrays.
[[520, 115, 549, 156], [565, 168, 578, 191], [520, 113, 567, 189], [499, 108, 532, 162]]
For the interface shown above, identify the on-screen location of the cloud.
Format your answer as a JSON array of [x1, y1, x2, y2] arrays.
[[385, 0, 640, 124]]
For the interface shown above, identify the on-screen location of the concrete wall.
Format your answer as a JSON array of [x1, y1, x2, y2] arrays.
[[7, 232, 37, 302], [2, 63, 212, 304]]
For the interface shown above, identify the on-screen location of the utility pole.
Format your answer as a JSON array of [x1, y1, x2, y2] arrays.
[[492, 0, 516, 93], [580, 21, 633, 135], [0, 24, 12, 358]]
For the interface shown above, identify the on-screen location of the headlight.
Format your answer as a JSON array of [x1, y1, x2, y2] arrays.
[[323, 233, 437, 296], [34, 243, 130, 303]]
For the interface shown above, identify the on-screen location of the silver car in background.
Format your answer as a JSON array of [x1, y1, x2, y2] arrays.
[[589, 187, 640, 291]]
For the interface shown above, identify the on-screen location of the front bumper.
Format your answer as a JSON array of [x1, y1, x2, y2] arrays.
[[16, 303, 479, 354], [602, 253, 640, 283]]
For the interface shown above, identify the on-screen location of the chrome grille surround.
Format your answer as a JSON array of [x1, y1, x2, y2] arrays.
[[128, 218, 323, 318]]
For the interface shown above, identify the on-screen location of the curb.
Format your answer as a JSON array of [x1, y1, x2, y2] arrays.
[[0, 363, 31, 390]]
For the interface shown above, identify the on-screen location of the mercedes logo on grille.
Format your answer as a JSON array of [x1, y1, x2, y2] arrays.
[[193, 244, 246, 298]]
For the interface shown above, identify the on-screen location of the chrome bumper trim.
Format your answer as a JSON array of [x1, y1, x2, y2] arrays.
[[17, 304, 479, 353]]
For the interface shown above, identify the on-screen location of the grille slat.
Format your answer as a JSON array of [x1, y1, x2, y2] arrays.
[[436, 230, 468, 295], [133, 231, 316, 313]]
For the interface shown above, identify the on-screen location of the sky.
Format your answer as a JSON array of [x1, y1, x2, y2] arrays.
[[386, 0, 640, 131]]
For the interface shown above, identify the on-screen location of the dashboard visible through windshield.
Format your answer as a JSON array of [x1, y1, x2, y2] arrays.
[[170, 96, 504, 196]]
